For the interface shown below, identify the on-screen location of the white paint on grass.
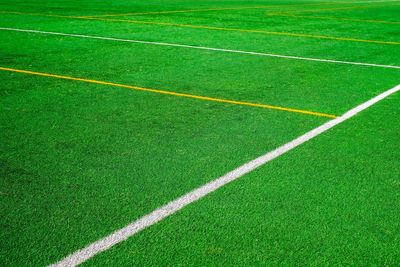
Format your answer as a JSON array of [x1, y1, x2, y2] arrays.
[[1, 27, 399, 69], [351, 0, 400, 3], [50, 84, 400, 266]]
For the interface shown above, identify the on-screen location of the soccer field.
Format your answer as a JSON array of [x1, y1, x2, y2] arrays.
[[1, 0, 399, 265]]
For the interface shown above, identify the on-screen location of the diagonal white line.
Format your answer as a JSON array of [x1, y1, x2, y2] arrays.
[[1, 27, 399, 69], [49, 84, 400, 266]]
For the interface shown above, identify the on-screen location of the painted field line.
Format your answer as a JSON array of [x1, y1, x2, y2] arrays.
[[1, 27, 399, 70], [273, 13, 400, 24], [351, 0, 400, 3], [266, 1, 400, 24], [267, 2, 400, 14], [50, 84, 400, 267], [72, 17, 400, 45], [1, 12, 399, 45], [0, 67, 336, 118], [78, 2, 340, 18], [0, 10, 75, 19]]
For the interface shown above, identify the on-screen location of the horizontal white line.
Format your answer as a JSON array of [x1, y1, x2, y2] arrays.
[[50, 83, 400, 266], [1, 27, 399, 69], [351, 0, 400, 3]]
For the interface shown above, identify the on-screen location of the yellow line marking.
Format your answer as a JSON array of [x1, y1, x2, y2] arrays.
[[78, 2, 342, 18], [274, 13, 400, 24], [0, 67, 337, 118], [1, 10, 399, 45], [128, 249, 144, 254], [0, 10, 76, 19], [79, 16, 400, 45], [208, 247, 223, 254], [267, 2, 400, 15], [266, 2, 400, 24]]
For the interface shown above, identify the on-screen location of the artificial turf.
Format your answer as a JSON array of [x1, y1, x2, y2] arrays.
[[1, 0, 399, 265], [85, 91, 400, 266]]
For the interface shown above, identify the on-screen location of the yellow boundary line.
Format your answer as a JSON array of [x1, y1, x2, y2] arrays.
[[0, 67, 337, 118], [1, 10, 399, 45], [81, 16, 400, 45], [266, 2, 400, 15], [274, 13, 400, 24], [78, 2, 342, 18], [0, 10, 78, 19], [267, 3, 400, 24]]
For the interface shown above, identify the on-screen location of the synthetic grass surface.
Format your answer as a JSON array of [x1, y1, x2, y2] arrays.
[[85, 92, 400, 266], [1, 0, 399, 265], [1, 71, 328, 265]]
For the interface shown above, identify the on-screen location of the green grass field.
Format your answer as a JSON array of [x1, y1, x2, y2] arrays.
[[1, 0, 399, 265]]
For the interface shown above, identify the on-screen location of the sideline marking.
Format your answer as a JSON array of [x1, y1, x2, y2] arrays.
[[0, 67, 337, 118], [78, 2, 341, 18], [49, 84, 400, 267], [266, 2, 400, 24], [266, 2, 400, 14], [1, 11, 399, 45], [352, 0, 400, 2], [0, 10, 75, 19], [272, 13, 400, 24], [2, 27, 399, 70], [65, 17, 400, 46]]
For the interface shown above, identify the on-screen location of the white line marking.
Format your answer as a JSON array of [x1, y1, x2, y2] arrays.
[[275, 0, 399, 1], [50, 84, 400, 266], [1, 27, 399, 69], [351, 0, 400, 3]]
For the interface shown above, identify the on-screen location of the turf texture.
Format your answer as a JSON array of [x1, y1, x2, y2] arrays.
[[0, 0, 399, 265]]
